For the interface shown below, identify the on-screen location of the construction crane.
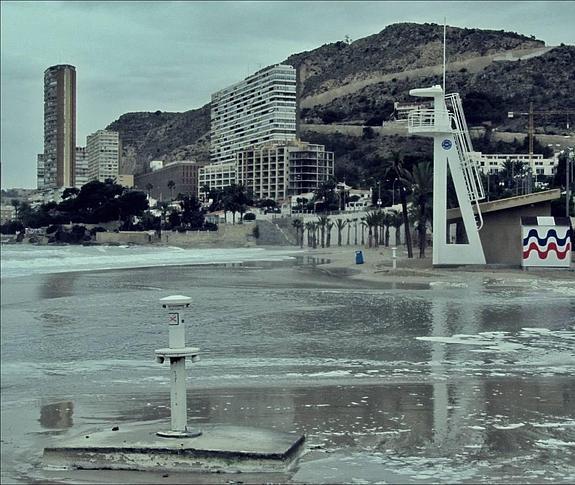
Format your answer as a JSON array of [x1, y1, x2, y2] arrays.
[[507, 104, 575, 177]]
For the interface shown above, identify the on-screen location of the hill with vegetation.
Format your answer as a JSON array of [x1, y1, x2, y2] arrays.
[[105, 22, 574, 183]]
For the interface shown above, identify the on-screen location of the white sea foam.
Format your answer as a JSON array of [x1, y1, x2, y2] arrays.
[[0, 244, 301, 278]]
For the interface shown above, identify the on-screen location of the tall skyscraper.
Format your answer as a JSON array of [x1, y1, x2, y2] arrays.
[[43, 64, 76, 189], [210, 64, 297, 164]]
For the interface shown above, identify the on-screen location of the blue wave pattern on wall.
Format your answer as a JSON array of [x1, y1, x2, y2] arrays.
[[522, 228, 572, 247]]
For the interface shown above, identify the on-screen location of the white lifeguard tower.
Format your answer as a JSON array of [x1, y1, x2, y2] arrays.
[[408, 86, 486, 265]]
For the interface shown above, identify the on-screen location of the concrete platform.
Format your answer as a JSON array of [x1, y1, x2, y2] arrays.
[[43, 421, 305, 474]]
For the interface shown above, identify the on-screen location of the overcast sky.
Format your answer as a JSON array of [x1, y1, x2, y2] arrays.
[[1, 1, 574, 189]]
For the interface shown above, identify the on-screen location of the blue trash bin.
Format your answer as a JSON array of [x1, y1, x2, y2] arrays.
[[355, 250, 364, 265]]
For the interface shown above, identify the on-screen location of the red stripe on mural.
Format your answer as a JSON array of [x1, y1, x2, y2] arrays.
[[522, 241, 571, 260]]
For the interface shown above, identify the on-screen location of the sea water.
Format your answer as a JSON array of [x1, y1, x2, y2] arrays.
[[1, 244, 574, 483]]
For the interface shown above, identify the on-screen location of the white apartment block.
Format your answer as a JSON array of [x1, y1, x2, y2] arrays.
[[474, 152, 557, 176], [75, 146, 89, 188], [87, 130, 121, 182], [210, 64, 297, 164], [237, 141, 334, 201], [198, 161, 237, 194]]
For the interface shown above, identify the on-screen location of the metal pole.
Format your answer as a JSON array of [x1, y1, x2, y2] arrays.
[[442, 18, 446, 93], [567, 154, 572, 217]]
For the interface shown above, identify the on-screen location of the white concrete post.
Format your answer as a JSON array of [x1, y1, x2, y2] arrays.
[[392, 247, 397, 270], [155, 295, 201, 438]]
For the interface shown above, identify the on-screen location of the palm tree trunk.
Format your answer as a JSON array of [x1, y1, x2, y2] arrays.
[[419, 203, 426, 258], [400, 186, 413, 258]]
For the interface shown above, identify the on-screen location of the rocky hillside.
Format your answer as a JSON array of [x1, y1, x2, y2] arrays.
[[106, 105, 211, 175], [286, 22, 544, 98], [105, 22, 573, 177]]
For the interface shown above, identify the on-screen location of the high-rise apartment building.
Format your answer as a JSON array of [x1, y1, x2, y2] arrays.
[[210, 64, 297, 164], [75, 147, 89, 188], [236, 141, 334, 201], [43, 64, 76, 188], [86, 130, 121, 182], [37, 154, 45, 190]]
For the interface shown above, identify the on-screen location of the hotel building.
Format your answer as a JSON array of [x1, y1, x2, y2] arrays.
[[210, 64, 297, 164], [236, 140, 334, 201], [198, 162, 237, 195], [87, 130, 121, 183], [134, 160, 202, 201], [43, 64, 76, 188]]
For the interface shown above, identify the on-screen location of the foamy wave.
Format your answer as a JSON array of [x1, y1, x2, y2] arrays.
[[0, 245, 301, 278]]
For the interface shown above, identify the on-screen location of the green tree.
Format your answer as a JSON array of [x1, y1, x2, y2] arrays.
[[383, 152, 413, 258], [335, 219, 347, 246], [326, 220, 334, 247], [409, 162, 434, 258], [318, 215, 329, 248], [292, 218, 303, 248]]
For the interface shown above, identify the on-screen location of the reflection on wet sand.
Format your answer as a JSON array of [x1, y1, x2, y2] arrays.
[[40, 401, 74, 429], [39, 273, 78, 300]]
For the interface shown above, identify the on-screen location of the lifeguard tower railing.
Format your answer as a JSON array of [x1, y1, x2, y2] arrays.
[[408, 93, 486, 230]]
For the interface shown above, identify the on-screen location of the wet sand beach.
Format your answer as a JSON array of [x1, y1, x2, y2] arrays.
[[1, 245, 574, 484]]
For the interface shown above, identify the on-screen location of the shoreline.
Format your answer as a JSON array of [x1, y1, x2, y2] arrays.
[[302, 245, 575, 284]]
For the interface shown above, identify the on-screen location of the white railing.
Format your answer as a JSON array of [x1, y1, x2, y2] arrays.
[[445, 93, 485, 230], [407, 109, 436, 130]]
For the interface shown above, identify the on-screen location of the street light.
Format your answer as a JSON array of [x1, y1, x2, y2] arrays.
[[376, 182, 382, 208]]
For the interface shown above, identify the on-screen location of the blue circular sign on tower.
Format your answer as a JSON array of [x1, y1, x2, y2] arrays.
[[442, 139, 452, 150]]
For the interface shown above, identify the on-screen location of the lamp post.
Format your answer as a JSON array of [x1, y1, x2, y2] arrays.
[[377, 182, 382, 209]]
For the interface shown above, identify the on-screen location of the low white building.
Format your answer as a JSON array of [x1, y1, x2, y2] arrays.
[[198, 161, 237, 195], [473, 152, 557, 176]]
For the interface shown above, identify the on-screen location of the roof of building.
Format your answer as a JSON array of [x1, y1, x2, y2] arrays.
[[446, 189, 561, 220]]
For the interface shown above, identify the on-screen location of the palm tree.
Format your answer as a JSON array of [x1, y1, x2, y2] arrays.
[[382, 212, 392, 247], [353, 218, 358, 245], [167, 180, 176, 200], [292, 218, 303, 247], [145, 183, 154, 199], [326, 221, 334, 247], [318, 215, 329, 248], [364, 212, 378, 248], [389, 209, 402, 246], [346, 218, 353, 245], [311, 222, 318, 249], [410, 161, 434, 258], [360, 217, 367, 246], [335, 219, 347, 246], [305, 221, 314, 247], [383, 151, 413, 258]]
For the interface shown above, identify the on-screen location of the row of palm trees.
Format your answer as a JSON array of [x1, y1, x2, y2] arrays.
[[291, 156, 434, 258], [291, 209, 405, 251]]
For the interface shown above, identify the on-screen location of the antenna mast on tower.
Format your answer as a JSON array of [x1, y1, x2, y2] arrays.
[[442, 18, 447, 93]]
